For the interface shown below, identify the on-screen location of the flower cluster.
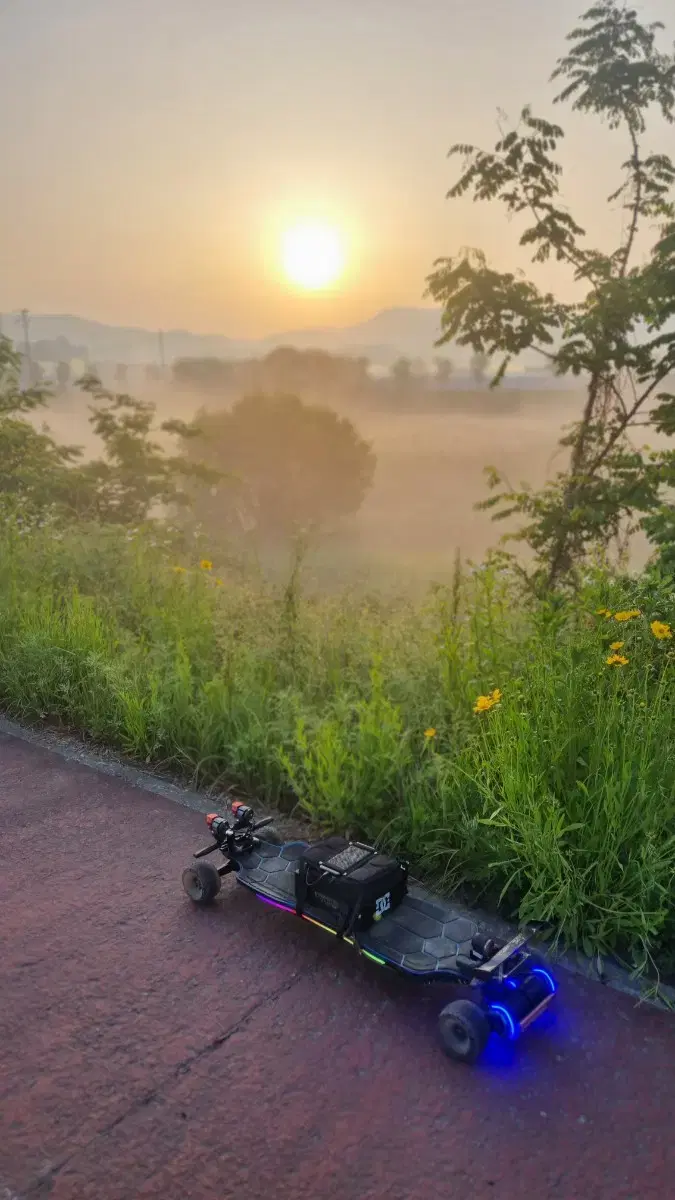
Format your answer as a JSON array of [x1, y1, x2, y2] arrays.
[[473, 688, 502, 715], [596, 606, 673, 669], [171, 558, 224, 587]]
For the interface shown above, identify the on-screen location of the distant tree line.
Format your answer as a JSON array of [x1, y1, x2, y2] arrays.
[[171, 345, 505, 414]]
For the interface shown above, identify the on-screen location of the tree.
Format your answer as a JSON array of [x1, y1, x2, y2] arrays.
[[470, 351, 488, 388], [390, 356, 413, 388], [74, 373, 213, 525], [56, 361, 71, 392], [0, 338, 210, 529], [0, 336, 83, 524], [426, 1, 675, 587], [181, 393, 376, 541], [173, 357, 235, 392], [433, 356, 454, 386]]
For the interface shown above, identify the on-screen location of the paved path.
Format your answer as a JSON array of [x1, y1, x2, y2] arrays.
[[1, 732, 673, 1200]]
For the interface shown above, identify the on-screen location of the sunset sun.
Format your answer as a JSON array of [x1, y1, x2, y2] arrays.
[[281, 223, 345, 291]]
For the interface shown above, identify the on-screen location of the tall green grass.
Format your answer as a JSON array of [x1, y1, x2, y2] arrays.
[[1, 521, 674, 976]]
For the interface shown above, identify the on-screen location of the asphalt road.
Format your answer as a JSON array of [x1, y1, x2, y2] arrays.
[[1, 732, 674, 1200]]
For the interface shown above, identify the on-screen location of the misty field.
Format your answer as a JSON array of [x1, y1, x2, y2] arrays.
[[37, 384, 658, 583], [2, 519, 674, 980]]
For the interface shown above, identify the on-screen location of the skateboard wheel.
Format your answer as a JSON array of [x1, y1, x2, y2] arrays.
[[182, 861, 222, 905], [438, 999, 490, 1064]]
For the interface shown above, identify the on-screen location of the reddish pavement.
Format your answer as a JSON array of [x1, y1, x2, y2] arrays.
[[1, 733, 673, 1200]]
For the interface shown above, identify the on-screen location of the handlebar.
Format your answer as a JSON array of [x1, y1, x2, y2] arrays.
[[194, 815, 274, 859], [193, 842, 219, 858]]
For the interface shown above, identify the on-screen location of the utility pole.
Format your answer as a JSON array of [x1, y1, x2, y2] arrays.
[[18, 309, 33, 388], [20, 309, 32, 365]]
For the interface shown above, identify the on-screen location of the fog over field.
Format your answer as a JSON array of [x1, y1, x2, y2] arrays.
[[37, 382, 651, 579]]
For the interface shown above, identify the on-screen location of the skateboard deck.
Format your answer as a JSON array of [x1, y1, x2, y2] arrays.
[[234, 837, 482, 977]]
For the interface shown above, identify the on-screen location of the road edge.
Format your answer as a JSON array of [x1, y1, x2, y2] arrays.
[[2, 712, 673, 1014]]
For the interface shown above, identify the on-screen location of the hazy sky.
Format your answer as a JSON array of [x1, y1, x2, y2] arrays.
[[1, 0, 674, 336]]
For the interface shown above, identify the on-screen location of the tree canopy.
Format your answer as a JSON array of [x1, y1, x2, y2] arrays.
[[180, 392, 376, 542], [427, 0, 675, 586], [0, 335, 205, 529]]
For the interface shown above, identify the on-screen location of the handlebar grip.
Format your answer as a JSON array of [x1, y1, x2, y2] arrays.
[[193, 842, 218, 858]]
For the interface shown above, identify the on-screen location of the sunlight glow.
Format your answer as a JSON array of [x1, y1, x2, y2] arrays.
[[281, 223, 345, 291]]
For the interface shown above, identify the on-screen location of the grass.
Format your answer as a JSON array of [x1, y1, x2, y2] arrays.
[[1, 520, 674, 978]]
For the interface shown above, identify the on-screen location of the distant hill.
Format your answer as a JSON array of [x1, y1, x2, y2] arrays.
[[262, 307, 445, 363], [2, 306, 447, 369], [2, 313, 247, 366]]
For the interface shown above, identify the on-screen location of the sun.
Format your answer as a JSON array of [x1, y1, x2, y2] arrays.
[[281, 223, 345, 291]]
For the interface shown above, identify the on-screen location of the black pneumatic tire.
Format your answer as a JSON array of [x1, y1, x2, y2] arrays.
[[182, 861, 222, 905], [438, 999, 490, 1064]]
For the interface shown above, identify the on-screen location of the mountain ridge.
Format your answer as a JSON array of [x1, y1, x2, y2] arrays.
[[0, 306, 446, 368]]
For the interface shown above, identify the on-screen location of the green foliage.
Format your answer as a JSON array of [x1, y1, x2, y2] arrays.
[[2, 521, 675, 976], [181, 392, 376, 542], [74, 373, 214, 525], [0, 335, 83, 526], [0, 339, 209, 529], [280, 661, 412, 833], [426, 1, 675, 586]]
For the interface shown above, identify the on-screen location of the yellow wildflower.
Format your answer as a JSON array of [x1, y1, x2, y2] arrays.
[[473, 688, 502, 715], [200, 559, 213, 571], [215, 578, 224, 586], [172, 565, 187, 574], [650, 620, 672, 640], [424, 728, 437, 740], [596, 607, 611, 616], [609, 641, 624, 651], [614, 609, 640, 622], [606, 653, 629, 666]]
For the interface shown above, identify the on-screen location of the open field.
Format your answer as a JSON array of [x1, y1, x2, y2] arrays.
[[36, 386, 583, 564]]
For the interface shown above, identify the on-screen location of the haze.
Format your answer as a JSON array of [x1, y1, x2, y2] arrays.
[[2, 0, 674, 337]]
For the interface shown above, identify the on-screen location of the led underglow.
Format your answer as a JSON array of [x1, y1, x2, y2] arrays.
[[301, 914, 338, 936], [531, 967, 557, 993], [361, 949, 387, 966], [490, 1003, 518, 1040], [257, 895, 295, 913]]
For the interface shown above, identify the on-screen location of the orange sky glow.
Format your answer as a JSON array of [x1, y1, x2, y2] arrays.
[[1, 0, 673, 337]]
